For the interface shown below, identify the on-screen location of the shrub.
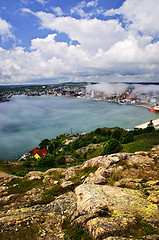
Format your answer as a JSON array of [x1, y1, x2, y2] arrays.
[[39, 138, 50, 149], [36, 154, 55, 167], [91, 137, 98, 144], [120, 131, 134, 144], [72, 150, 80, 159], [55, 155, 65, 165], [111, 128, 123, 140], [71, 140, 80, 150], [94, 127, 102, 134], [103, 138, 122, 155], [23, 159, 32, 168], [82, 151, 88, 159]]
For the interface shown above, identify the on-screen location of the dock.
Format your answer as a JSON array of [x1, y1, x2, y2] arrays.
[[134, 118, 159, 130]]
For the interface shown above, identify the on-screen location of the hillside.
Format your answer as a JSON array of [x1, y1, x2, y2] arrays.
[[0, 144, 159, 239]]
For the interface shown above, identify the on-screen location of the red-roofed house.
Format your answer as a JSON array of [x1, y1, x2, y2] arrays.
[[34, 148, 48, 160], [29, 147, 40, 155]]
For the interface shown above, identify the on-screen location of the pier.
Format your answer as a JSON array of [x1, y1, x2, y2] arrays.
[[134, 118, 159, 130]]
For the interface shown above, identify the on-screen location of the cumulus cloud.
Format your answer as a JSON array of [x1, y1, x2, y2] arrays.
[[1, 0, 159, 84], [70, 0, 102, 18], [0, 17, 14, 41], [104, 0, 159, 36], [87, 0, 98, 8], [25, 9, 126, 53], [52, 7, 64, 16]]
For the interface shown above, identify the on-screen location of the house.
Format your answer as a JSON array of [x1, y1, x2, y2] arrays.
[[29, 147, 40, 155], [34, 148, 48, 160]]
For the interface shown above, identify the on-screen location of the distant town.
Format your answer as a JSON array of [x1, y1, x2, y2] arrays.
[[0, 82, 159, 111]]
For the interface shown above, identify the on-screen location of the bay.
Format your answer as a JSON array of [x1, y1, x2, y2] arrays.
[[0, 95, 156, 160]]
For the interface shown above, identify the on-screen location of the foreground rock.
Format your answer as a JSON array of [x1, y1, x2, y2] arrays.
[[0, 146, 159, 239]]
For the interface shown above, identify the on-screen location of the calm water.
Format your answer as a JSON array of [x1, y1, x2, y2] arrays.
[[0, 95, 157, 160]]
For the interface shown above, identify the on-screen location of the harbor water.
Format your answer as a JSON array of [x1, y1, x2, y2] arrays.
[[0, 95, 157, 160]]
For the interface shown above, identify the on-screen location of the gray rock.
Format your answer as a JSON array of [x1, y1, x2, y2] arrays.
[[60, 180, 74, 188]]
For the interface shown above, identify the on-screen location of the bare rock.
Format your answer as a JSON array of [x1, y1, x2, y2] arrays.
[[103, 238, 133, 240], [145, 234, 159, 240], [83, 167, 108, 185], [62, 165, 81, 180], [147, 191, 159, 203], [75, 184, 158, 221], [145, 180, 159, 186], [83, 175, 107, 185], [114, 178, 143, 188], [44, 168, 63, 175], [81, 156, 104, 169], [0, 194, 21, 203], [25, 171, 44, 180], [127, 155, 154, 165], [116, 153, 131, 161], [134, 151, 147, 156], [24, 187, 43, 202], [0, 186, 8, 193], [86, 217, 129, 239], [60, 180, 74, 188], [81, 154, 120, 170], [95, 167, 111, 178]]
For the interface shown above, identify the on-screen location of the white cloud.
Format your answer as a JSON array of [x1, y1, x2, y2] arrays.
[[0, 17, 14, 41], [104, 0, 159, 36], [35, 0, 46, 5], [87, 0, 98, 8], [70, 0, 102, 19], [27, 10, 126, 53], [1, 1, 159, 84], [86, 82, 128, 96], [52, 7, 64, 16], [0, 30, 159, 84]]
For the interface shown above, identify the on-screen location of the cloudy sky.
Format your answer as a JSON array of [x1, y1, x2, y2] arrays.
[[0, 0, 159, 85]]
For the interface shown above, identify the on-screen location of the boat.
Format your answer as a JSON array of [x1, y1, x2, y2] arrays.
[[148, 106, 159, 112], [117, 100, 131, 105]]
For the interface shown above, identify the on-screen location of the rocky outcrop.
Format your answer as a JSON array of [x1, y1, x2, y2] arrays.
[[0, 146, 159, 239]]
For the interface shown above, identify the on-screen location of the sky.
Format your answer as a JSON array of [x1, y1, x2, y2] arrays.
[[0, 0, 159, 85]]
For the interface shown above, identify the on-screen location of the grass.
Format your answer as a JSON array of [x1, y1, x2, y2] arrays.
[[33, 183, 78, 205], [0, 216, 46, 240], [1, 178, 43, 198], [86, 147, 103, 159], [122, 131, 159, 153], [62, 217, 92, 240], [29, 166, 98, 206]]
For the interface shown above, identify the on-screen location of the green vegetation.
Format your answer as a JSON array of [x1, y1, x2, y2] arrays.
[[0, 220, 42, 240], [62, 217, 92, 240], [1, 125, 159, 177], [103, 138, 122, 155], [31, 166, 97, 205], [5, 178, 43, 195], [122, 130, 159, 153]]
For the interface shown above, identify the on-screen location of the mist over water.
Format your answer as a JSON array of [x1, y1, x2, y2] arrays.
[[0, 95, 156, 160]]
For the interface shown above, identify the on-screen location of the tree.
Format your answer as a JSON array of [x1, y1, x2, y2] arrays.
[[145, 120, 155, 132], [111, 128, 123, 140], [103, 139, 122, 155], [94, 128, 102, 134], [120, 131, 134, 144], [39, 138, 50, 149], [36, 154, 55, 167]]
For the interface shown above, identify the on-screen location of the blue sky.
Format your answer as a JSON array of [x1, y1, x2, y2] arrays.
[[0, 0, 159, 85]]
